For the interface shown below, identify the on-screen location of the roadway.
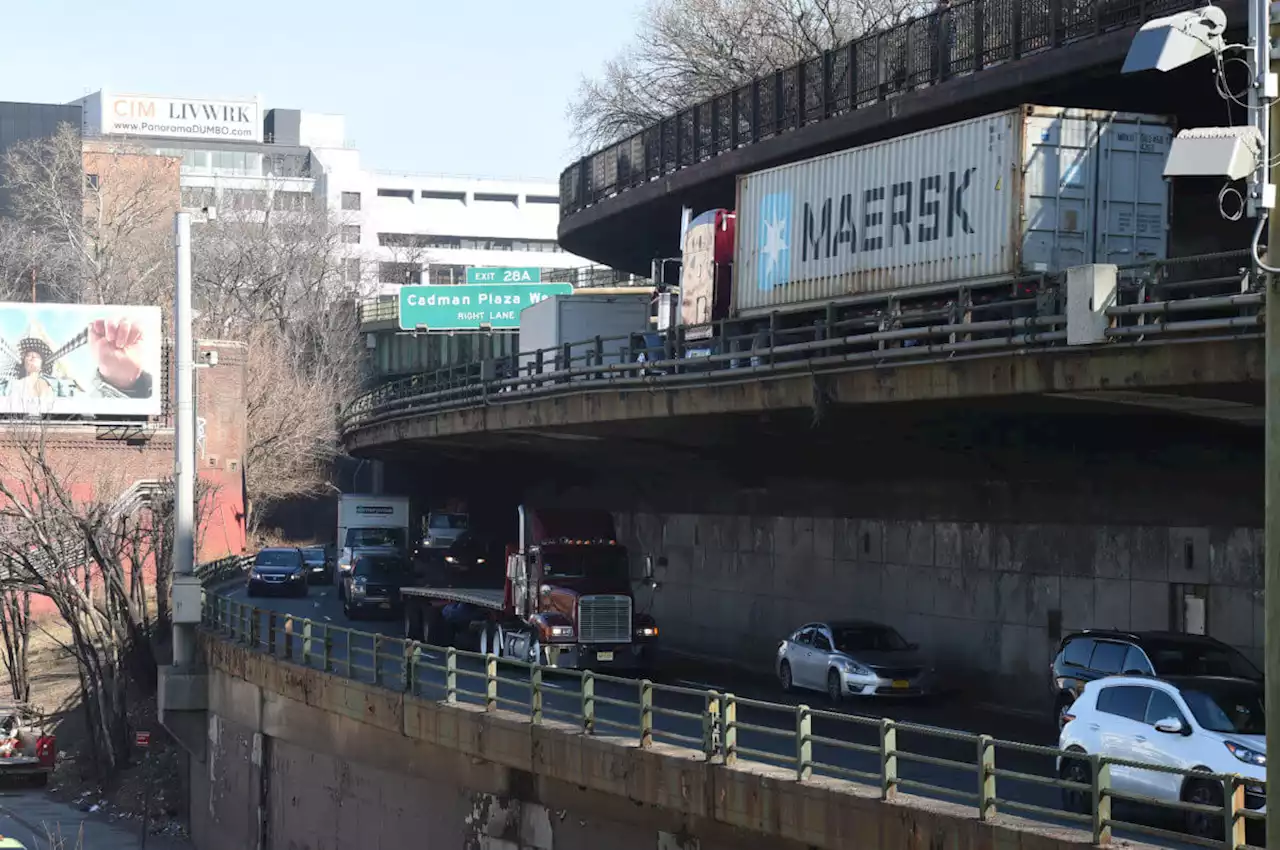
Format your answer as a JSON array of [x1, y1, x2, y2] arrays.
[[0, 786, 186, 849], [219, 580, 1223, 849]]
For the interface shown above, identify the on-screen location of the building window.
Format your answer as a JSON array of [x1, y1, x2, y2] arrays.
[[378, 262, 421, 284], [427, 264, 467, 284], [376, 188, 414, 201], [85, 174, 100, 190], [341, 191, 361, 211], [344, 258, 362, 283], [273, 191, 312, 212], [526, 195, 559, 205], [342, 225, 361, 245], [474, 192, 518, 204], [421, 190, 466, 202], [182, 187, 216, 210]]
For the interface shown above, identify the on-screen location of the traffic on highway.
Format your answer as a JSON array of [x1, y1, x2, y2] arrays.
[[217, 551, 1263, 850]]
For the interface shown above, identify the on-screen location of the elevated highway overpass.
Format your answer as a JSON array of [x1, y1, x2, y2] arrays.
[[557, 0, 1251, 273], [336, 253, 1266, 705]]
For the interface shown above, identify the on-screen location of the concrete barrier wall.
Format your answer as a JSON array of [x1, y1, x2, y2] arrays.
[[197, 633, 1126, 850]]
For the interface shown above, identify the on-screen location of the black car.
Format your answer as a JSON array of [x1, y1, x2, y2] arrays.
[[341, 551, 412, 619], [246, 548, 308, 597], [1050, 629, 1262, 727], [435, 532, 502, 584], [300, 546, 332, 584]]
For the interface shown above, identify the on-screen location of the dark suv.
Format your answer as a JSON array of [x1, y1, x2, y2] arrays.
[[1050, 630, 1261, 727]]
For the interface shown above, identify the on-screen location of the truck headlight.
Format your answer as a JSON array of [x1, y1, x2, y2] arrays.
[[352, 577, 367, 597], [445, 556, 457, 564], [635, 626, 658, 638]]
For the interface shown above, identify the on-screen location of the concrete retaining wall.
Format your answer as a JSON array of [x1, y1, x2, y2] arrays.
[[197, 633, 1117, 850], [615, 513, 1262, 707]]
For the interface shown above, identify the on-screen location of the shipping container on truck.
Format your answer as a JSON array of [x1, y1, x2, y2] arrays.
[[336, 494, 410, 581], [400, 506, 659, 673], [518, 293, 651, 376], [730, 105, 1173, 318]]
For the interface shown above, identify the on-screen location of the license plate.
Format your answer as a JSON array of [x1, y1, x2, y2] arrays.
[[892, 680, 910, 689], [379, 602, 391, 609], [597, 651, 614, 662]]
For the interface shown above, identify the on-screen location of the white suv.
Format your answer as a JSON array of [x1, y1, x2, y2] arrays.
[[1058, 675, 1265, 840]]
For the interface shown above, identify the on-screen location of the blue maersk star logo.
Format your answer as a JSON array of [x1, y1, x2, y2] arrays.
[[758, 192, 791, 290]]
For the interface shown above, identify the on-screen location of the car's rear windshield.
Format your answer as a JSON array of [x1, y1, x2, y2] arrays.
[[1145, 641, 1261, 679], [301, 547, 326, 560], [255, 550, 300, 567], [834, 626, 909, 653], [1180, 683, 1266, 735]]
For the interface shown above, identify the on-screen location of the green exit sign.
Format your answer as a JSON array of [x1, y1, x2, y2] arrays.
[[466, 267, 542, 284], [399, 283, 574, 331]]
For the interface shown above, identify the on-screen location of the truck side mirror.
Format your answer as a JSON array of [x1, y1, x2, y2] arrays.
[[644, 555, 654, 578]]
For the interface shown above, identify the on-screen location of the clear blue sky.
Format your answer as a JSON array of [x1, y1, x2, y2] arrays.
[[0, 0, 644, 180]]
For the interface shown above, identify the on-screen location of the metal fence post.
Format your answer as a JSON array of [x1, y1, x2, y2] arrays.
[[880, 718, 898, 799], [322, 627, 333, 673], [485, 654, 498, 711], [582, 672, 596, 732], [373, 635, 383, 686], [249, 607, 260, 648], [977, 735, 995, 820], [1225, 776, 1245, 849], [282, 615, 293, 661], [1091, 755, 1111, 845], [343, 629, 352, 676], [722, 693, 737, 765], [639, 679, 653, 748], [530, 665, 543, 724], [301, 620, 312, 666], [703, 691, 721, 760], [403, 641, 415, 693], [795, 705, 812, 781], [446, 648, 458, 703]]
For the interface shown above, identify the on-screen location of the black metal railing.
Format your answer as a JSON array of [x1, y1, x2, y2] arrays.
[[558, 0, 1198, 218], [341, 251, 1258, 435]]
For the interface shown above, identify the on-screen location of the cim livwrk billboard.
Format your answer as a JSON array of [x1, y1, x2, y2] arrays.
[[0, 303, 163, 417]]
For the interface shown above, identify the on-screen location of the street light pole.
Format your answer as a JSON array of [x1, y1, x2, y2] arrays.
[[172, 212, 196, 669]]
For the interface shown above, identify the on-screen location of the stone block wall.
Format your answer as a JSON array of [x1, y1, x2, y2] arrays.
[[615, 513, 1262, 708]]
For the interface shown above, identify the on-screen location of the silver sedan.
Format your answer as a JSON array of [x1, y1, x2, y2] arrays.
[[775, 620, 935, 702]]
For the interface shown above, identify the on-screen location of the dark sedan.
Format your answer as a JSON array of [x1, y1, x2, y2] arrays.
[[301, 546, 332, 584], [246, 548, 308, 597], [341, 551, 412, 619]]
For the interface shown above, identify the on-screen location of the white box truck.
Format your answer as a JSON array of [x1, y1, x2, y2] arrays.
[[518, 293, 650, 377], [336, 494, 410, 584]]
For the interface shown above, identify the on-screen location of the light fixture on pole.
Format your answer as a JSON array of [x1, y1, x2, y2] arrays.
[[1124, 4, 1277, 846]]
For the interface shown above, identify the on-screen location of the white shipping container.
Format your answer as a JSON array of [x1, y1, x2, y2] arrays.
[[733, 105, 1172, 317], [518, 294, 651, 375]]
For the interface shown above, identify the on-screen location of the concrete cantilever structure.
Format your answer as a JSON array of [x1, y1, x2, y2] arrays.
[[342, 337, 1264, 459]]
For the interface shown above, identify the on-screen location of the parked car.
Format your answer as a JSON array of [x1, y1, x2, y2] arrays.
[[341, 549, 413, 620], [1050, 630, 1262, 727], [300, 545, 333, 584], [775, 620, 935, 703], [246, 548, 308, 598], [0, 705, 55, 787], [1058, 674, 1266, 841]]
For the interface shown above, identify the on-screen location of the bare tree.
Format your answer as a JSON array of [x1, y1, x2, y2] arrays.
[[0, 586, 31, 703], [568, 0, 930, 150], [2, 124, 177, 306], [0, 428, 159, 774], [191, 195, 363, 528]]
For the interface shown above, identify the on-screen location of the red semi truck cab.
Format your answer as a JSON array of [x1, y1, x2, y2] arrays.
[[680, 208, 736, 343], [505, 507, 659, 671]]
